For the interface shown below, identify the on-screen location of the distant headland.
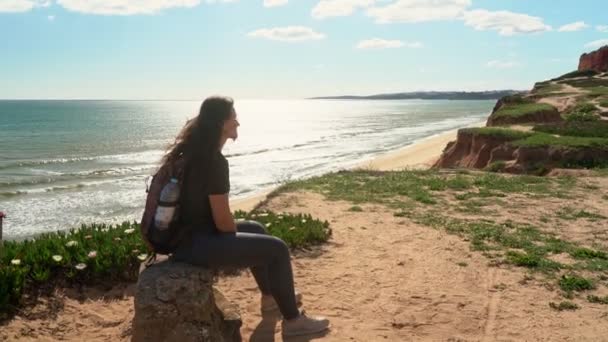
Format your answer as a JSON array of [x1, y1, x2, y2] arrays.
[[309, 90, 523, 101]]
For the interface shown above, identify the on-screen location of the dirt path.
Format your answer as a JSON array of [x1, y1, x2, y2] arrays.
[[217, 191, 608, 341]]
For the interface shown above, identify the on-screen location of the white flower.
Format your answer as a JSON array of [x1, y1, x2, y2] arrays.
[[102, 227, 110, 232], [75, 263, 87, 270], [301, 219, 307, 224], [289, 226, 296, 231], [236, 218, 245, 222], [114, 237, 121, 242], [258, 212, 269, 217], [132, 249, 140, 254], [84, 235, 93, 240], [11, 259, 21, 266], [124, 228, 135, 234], [52, 255, 63, 262], [137, 253, 148, 261], [265, 222, 272, 228], [87, 251, 97, 259], [65, 240, 78, 247]]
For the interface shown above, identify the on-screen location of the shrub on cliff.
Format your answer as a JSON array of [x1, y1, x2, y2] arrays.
[[552, 69, 598, 81], [533, 121, 608, 138]]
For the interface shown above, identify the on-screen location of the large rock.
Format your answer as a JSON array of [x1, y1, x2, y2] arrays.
[[579, 45, 608, 72], [132, 257, 242, 342]]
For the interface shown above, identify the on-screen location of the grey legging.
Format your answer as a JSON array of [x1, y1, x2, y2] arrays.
[[173, 220, 299, 319]]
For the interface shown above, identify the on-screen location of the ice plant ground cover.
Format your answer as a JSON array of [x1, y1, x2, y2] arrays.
[[0, 211, 331, 319]]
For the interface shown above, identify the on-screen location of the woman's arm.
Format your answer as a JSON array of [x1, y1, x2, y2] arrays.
[[209, 193, 236, 233]]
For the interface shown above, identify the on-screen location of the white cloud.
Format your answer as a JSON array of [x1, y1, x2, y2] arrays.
[[463, 9, 551, 36], [558, 21, 588, 32], [486, 60, 520, 69], [57, 0, 202, 15], [0, 0, 49, 12], [597, 25, 608, 33], [47, 14, 55, 20], [356, 38, 421, 49], [585, 39, 608, 49], [366, 0, 471, 24], [264, 0, 287, 7], [248, 26, 326, 42], [312, 0, 375, 19]]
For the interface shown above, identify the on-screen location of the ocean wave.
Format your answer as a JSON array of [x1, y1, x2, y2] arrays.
[[0, 150, 163, 171], [0, 176, 145, 198], [0, 166, 155, 188]]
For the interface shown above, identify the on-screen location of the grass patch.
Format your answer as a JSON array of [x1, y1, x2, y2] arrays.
[[556, 207, 606, 221], [533, 121, 608, 138], [461, 127, 533, 140], [588, 86, 608, 98], [493, 103, 557, 119], [485, 161, 507, 172], [533, 82, 564, 95], [456, 261, 468, 267], [599, 98, 608, 108], [559, 274, 595, 292], [560, 78, 608, 89], [511, 132, 608, 148], [552, 70, 598, 81], [348, 205, 363, 212], [588, 295, 608, 304], [549, 301, 580, 311]]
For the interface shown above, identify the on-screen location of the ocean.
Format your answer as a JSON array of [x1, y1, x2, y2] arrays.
[[0, 99, 493, 239]]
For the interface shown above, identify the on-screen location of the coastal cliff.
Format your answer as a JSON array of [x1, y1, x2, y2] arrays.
[[435, 45, 608, 174]]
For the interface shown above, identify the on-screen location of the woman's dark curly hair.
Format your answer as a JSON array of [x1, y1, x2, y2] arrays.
[[160, 96, 234, 172]]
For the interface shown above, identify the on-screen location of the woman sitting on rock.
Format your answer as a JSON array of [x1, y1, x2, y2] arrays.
[[161, 96, 330, 337]]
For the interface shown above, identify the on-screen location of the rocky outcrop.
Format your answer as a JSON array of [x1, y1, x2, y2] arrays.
[[132, 257, 242, 342], [579, 45, 608, 72]]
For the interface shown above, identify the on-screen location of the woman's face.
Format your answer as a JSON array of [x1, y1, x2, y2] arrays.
[[222, 108, 240, 141]]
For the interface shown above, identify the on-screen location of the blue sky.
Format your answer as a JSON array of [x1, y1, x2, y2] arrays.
[[1, 0, 607, 99]]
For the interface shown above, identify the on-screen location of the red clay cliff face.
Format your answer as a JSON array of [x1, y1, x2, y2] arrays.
[[433, 130, 517, 169], [578, 45, 608, 72], [433, 130, 608, 174]]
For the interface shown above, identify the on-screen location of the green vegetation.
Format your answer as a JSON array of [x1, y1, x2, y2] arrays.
[[552, 70, 598, 81], [549, 301, 580, 311], [485, 161, 507, 173], [599, 98, 608, 108], [511, 133, 608, 148], [588, 86, 608, 98], [493, 103, 556, 119], [0, 211, 331, 318], [560, 78, 608, 89], [559, 274, 595, 292], [461, 127, 533, 140], [564, 103, 601, 122], [587, 295, 608, 304], [533, 121, 608, 138], [275, 169, 608, 298], [533, 82, 564, 95], [556, 207, 606, 221]]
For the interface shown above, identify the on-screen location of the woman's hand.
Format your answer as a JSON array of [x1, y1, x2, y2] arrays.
[[209, 193, 236, 233]]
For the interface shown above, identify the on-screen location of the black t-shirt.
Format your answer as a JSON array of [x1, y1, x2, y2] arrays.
[[180, 152, 230, 234]]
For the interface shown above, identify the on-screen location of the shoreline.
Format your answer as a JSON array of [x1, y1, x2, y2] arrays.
[[231, 120, 485, 212]]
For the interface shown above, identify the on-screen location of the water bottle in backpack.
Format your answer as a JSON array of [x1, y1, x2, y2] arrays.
[[154, 177, 180, 230]]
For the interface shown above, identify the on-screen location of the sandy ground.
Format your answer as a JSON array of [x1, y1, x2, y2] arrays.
[[5, 123, 608, 341]]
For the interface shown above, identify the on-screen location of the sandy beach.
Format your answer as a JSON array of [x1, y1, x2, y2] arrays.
[[5, 122, 608, 342]]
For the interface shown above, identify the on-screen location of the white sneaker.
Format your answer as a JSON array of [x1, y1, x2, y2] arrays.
[[281, 311, 330, 337], [261, 292, 303, 313]]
